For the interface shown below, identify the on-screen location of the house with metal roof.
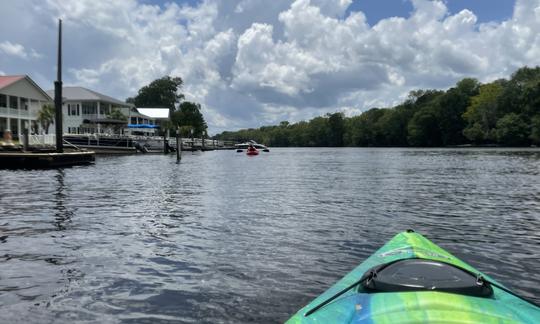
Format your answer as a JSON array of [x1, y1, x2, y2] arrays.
[[0, 75, 52, 138], [46, 86, 131, 135]]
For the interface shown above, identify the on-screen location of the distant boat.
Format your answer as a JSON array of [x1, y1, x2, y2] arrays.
[[235, 140, 270, 152]]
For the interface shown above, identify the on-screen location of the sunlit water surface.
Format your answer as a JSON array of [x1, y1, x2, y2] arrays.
[[0, 148, 539, 323]]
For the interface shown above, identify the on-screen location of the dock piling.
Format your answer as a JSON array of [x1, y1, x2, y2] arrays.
[[176, 128, 181, 163], [23, 128, 29, 151], [54, 19, 63, 153]]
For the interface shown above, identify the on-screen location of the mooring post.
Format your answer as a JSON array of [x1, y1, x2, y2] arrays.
[[23, 128, 29, 151], [176, 127, 181, 162], [202, 131, 206, 151], [54, 19, 63, 153], [190, 128, 194, 153], [163, 132, 169, 154]]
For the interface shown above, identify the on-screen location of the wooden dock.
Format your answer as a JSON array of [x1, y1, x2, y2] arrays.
[[0, 150, 95, 169]]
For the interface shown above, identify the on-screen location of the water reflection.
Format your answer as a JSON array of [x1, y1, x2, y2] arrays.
[[53, 170, 74, 231]]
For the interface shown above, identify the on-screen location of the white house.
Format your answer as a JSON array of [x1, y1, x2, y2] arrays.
[[0, 75, 52, 138], [46, 86, 131, 135]]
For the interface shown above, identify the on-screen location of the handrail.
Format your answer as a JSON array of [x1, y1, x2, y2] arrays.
[[63, 139, 81, 150]]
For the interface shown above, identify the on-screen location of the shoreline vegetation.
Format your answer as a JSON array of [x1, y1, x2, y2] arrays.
[[214, 66, 540, 148]]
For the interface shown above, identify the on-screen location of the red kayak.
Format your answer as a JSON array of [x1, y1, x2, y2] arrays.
[[246, 148, 259, 156]]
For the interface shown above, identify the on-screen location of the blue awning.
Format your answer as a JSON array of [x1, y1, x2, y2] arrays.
[[128, 124, 159, 129]]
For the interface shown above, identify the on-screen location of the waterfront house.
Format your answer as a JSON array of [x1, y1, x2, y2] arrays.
[[46, 86, 131, 135], [0, 75, 52, 138], [126, 108, 159, 136], [126, 108, 170, 136]]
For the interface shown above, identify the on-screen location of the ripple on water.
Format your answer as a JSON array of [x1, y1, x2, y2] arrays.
[[0, 148, 539, 323]]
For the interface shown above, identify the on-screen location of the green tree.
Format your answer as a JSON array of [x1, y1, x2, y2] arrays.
[[531, 115, 540, 144], [171, 101, 207, 137], [375, 108, 409, 146], [348, 108, 385, 146], [37, 104, 55, 134], [306, 116, 330, 146], [495, 113, 529, 146], [437, 78, 480, 145], [503, 67, 540, 118], [407, 106, 442, 146], [327, 112, 345, 146], [463, 82, 504, 142], [462, 123, 484, 144], [127, 76, 184, 110]]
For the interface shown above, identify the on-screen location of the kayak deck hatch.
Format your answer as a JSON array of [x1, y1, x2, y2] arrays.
[[360, 258, 493, 297]]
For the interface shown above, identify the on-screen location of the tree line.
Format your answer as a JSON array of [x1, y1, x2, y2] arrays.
[[214, 66, 540, 147]]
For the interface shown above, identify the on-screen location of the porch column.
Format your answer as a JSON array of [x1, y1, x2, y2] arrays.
[[6, 95, 10, 129], [18, 97, 21, 136], [97, 101, 100, 134]]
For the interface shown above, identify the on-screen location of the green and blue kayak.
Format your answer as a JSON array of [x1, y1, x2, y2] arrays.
[[287, 230, 540, 323]]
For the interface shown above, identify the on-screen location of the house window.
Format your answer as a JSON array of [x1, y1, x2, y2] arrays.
[[130, 117, 137, 124], [9, 96, 17, 109], [0, 94, 6, 107], [77, 104, 80, 116], [82, 102, 97, 115], [69, 104, 78, 116], [20, 98, 28, 110]]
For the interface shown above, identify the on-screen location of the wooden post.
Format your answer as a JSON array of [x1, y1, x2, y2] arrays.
[[190, 128, 194, 153], [23, 128, 29, 151], [163, 131, 169, 154], [202, 131, 206, 151], [176, 127, 181, 163], [54, 19, 63, 153]]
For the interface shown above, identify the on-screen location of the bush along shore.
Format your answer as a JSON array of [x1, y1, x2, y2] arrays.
[[215, 66, 540, 147]]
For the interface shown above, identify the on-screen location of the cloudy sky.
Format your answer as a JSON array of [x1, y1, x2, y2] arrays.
[[0, 0, 538, 134]]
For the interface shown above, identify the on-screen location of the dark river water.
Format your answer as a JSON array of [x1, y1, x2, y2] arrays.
[[0, 148, 539, 323]]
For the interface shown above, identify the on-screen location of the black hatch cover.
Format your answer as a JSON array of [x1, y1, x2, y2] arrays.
[[361, 259, 493, 297]]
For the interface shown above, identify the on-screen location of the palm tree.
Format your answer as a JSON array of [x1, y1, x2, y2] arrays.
[[37, 104, 55, 134]]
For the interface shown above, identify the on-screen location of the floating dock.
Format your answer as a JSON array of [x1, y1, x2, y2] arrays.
[[0, 150, 95, 169]]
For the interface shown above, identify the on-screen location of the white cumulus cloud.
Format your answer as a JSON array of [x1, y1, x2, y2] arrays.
[[1, 0, 540, 134]]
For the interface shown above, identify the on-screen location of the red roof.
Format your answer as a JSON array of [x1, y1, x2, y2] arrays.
[[0, 75, 25, 90]]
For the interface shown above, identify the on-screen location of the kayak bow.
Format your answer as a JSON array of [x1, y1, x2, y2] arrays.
[[287, 230, 540, 323]]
